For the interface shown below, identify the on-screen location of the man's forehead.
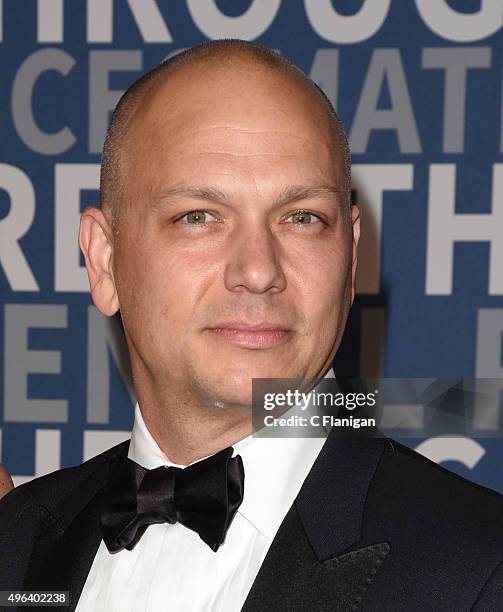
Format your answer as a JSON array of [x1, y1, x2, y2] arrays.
[[127, 112, 340, 194], [119, 69, 343, 203]]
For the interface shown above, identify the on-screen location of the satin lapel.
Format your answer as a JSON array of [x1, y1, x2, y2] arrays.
[[242, 433, 390, 612], [241, 504, 389, 612], [22, 490, 104, 610]]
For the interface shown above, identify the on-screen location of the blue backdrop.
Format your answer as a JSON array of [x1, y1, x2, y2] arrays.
[[1, 0, 502, 491]]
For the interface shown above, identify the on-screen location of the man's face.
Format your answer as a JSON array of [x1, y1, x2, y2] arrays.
[[110, 61, 359, 409]]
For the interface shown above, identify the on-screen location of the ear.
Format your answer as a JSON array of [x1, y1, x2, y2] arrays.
[[78, 206, 119, 316], [350, 204, 361, 304]]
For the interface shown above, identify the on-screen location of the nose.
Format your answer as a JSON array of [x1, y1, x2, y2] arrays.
[[223, 224, 287, 295]]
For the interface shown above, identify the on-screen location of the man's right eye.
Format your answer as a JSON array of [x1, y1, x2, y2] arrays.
[[178, 211, 218, 224]]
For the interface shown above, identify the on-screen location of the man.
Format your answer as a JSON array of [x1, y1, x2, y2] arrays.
[[1, 39, 503, 611]]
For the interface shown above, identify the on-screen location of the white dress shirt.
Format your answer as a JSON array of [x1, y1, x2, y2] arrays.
[[77, 371, 334, 612]]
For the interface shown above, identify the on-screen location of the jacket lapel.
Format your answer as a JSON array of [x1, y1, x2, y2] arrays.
[[22, 441, 130, 611], [241, 433, 390, 612]]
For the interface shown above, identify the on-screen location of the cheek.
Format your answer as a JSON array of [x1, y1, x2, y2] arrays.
[[304, 273, 347, 324], [133, 245, 215, 327], [292, 245, 351, 332], [292, 234, 351, 293]]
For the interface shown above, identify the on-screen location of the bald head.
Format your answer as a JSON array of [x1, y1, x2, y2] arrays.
[[100, 39, 351, 229]]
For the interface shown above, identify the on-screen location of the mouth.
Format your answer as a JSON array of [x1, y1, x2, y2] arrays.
[[205, 321, 293, 349]]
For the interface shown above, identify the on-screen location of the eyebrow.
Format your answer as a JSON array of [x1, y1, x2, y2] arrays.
[[152, 183, 347, 209]]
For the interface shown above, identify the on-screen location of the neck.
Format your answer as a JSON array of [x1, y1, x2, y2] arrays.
[[133, 371, 253, 465]]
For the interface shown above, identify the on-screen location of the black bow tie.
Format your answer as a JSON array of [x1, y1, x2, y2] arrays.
[[99, 447, 245, 553]]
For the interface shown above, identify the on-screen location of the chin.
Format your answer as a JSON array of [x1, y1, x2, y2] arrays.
[[191, 360, 291, 409], [197, 376, 253, 410]]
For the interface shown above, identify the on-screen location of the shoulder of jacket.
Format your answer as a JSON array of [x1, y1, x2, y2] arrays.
[[376, 437, 503, 535], [0, 438, 130, 521]]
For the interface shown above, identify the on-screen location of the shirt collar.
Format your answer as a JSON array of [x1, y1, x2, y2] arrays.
[[128, 367, 335, 542]]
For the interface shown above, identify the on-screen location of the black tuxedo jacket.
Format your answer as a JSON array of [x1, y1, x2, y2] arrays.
[[1, 431, 503, 611]]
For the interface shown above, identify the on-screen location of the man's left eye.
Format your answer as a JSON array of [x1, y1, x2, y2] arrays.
[[179, 210, 217, 224], [285, 211, 321, 224]]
